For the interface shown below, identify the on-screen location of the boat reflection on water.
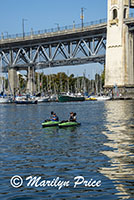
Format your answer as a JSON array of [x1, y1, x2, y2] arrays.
[[43, 125, 78, 134], [59, 126, 78, 133], [99, 101, 134, 199], [42, 126, 59, 134]]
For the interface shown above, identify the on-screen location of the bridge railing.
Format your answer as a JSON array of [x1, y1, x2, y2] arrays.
[[0, 18, 107, 41]]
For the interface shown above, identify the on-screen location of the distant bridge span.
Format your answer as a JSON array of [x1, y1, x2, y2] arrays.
[[1, 12, 134, 94], [1, 17, 134, 73], [0, 20, 107, 73]]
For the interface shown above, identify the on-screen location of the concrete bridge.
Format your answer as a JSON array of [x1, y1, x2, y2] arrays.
[[0, 0, 134, 95]]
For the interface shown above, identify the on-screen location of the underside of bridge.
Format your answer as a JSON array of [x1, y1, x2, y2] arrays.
[[0, 23, 106, 95], [1, 1, 134, 96]]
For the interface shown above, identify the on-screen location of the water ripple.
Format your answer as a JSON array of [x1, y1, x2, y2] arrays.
[[0, 101, 134, 199]]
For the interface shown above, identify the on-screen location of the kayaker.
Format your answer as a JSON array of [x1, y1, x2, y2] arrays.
[[45, 111, 54, 122], [69, 112, 74, 122], [52, 113, 59, 121], [50, 111, 54, 119], [69, 112, 77, 122]]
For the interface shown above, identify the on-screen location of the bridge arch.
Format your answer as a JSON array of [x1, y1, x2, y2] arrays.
[[123, 8, 127, 19], [113, 8, 118, 19]]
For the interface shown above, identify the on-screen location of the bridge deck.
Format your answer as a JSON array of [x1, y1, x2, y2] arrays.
[[0, 23, 107, 50], [1, 17, 134, 48], [1, 17, 134, 72]]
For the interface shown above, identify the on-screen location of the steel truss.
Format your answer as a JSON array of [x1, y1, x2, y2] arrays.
[[0, 34, 106, 72]]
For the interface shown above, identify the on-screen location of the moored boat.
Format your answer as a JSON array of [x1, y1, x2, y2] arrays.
[[15, 100, 37, 104], [15, 95, 37, 104], [86, 95, 111, 101], [85, 96, 97, 101], [0, 96, 10, 104], [50, 94, 58, 102], [58, 94, 85, 102], [95, 96, 111, 101], [36, 96, 49, 103]]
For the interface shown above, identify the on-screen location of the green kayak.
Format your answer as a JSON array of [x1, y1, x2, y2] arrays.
[[58, 121, 81, 128], [42, 121, 60, 127]]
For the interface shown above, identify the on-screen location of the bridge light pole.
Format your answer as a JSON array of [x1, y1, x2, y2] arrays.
[[73, 20, 75, 29], [22, 18, 28, 38], [81, 7, 86, 29], [55, 23, 60, 31], [31, 28, 34, 36], [4, 31, 8, 39], [1, 32, 4, 40]]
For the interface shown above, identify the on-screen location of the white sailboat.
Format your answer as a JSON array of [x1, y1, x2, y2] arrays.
[[36, 96, 49, 102], [0, 76, 10, 104], [86, 72, 111, 101], [35, 72, 50, 103], [95, 95, 111, 101], [0, 96, 10, 103]]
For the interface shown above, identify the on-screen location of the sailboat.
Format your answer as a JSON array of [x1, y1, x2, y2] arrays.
[[86, 73, 111, 101], [0, 96, 10, 103], [35, 72, 49, 103], [15, 94, 38, 104], [58, 92, 85, 102], [36, 95, 49, 102], [58, 75, 85, 102], [0, 76, 10, 104], [95, 96, 111, 101]]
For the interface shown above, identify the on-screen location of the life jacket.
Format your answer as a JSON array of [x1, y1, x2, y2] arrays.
[[52, 116, 58, 121]]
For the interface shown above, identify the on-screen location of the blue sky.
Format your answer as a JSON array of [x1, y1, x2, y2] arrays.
[[0, 0, 107, 34], [0, 0, 107, 78]]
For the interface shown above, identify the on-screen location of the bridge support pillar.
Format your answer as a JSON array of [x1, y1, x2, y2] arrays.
[[105, 0, 134, 96], [26, 67, 36, 95], [8, 68, 18, 97]]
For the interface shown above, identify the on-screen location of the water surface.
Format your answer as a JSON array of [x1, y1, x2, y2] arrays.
[[0, 101, 134, 199]]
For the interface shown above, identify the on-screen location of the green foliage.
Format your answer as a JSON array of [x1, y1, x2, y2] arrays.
[[101, 70, 105, 87], [19, 74, 27, 90], [5, 71, 103, 95], [34, 71, 103, 95]]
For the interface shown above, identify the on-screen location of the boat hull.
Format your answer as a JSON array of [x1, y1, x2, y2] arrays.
[[15, 100, 37, 104], [86, 96, 111, 101], [58, 95, 85, 102], [96, 96, 111, 101], [37, 97, 49, 103], [85, 97, 97, 101], [0, 97, 10, 104], [42, 121, 60, 127], [58, 121, 81, 128]]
